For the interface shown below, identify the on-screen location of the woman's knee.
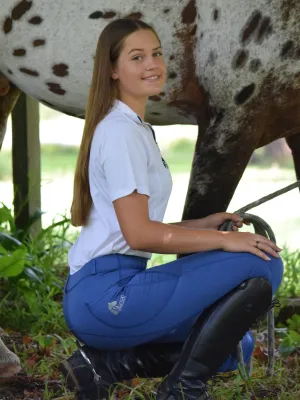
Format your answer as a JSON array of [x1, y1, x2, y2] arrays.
[[247, 253, 283, 290], [251, 255, 284, 295], [268, 255, 284, 295]]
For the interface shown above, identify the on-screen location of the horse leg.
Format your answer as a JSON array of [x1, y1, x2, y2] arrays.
[[182, 111, 259, 220], [286, 133, 300, 184], [0, 74, 21, 150]]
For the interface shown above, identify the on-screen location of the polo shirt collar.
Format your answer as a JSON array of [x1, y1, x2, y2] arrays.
[[113, 99, 158, 144], [114, 100, 145, 124]]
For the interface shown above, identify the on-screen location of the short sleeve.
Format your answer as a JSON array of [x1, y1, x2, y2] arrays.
[[100, 122, 150, 202]]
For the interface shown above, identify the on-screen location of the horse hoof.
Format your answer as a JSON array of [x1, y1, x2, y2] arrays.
[[0, 340, 21, 378]]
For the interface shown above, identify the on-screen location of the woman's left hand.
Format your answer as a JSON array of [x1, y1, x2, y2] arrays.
[[201, 212, 246, 231]]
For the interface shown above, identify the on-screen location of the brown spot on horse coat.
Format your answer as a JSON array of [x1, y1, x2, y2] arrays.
[[249, 59, 262, 73], [149, 95, 161, 101], [234, 83, 256, 105], [46, 82, 66, 95], [19, 67, 39, 76], [33, 39, 45, 47], [12, 0, 33, 20], [168, 72, 177, 79], [213, 9, 220, 21], [281, 40, 294, 59], [89, 11, 104, 19], [3, 17, 12, 34], [28, 16, 43, 25], [256, 16, 272, 43], [208, 51, 217, 66], [181, 0, 197, 24], [124, 12, 143, 20], [232, 49, 249, 69], [241, 10, 262, 43], [52, 63, 69, 77], [89, 10, 116, 19], [279, 40, 300, 60], [103, 11, 116, 19], [13, 48, 26, 56]]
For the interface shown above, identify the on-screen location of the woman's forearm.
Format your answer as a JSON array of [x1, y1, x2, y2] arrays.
[[169, 218, 208, 230], [133, 220, 226, 254]]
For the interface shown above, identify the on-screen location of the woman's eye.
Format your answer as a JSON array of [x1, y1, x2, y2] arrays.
[[132, 55, 142, 61], [154, 52, 163, 57]]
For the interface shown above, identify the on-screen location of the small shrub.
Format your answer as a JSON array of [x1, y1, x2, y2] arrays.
[[0, 203, 72, 335], [278, 247, 300, 299]]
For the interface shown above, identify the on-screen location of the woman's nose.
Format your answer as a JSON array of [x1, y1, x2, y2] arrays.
[[145, 56, 159, 70]]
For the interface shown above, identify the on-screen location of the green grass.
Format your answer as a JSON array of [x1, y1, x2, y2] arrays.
[[6, 330, 300, 399], [0, 142, 194, 180], [0, 139, 296, 180], [0, 144, 79, 180], [208, 358, 300, 400]]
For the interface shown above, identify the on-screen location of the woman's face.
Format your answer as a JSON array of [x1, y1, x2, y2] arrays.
[[112, 29, 166, 101]]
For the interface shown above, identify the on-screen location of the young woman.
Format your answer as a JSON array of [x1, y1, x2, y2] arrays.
[[60, 18, 283, 400]]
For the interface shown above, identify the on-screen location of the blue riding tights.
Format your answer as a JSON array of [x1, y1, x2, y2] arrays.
[[63, 250, 283, 373]]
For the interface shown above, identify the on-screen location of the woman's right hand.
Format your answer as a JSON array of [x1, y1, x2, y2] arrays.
[[221, 231, 282, 261]]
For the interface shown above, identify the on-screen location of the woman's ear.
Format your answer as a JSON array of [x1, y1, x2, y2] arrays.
[[111, 70, 118, 80]]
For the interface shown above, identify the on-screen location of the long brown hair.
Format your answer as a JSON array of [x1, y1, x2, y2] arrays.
[[71, 18, 159, 226]]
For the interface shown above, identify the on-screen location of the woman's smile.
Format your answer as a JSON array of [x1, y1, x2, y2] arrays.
[[142, 74, 161, 82]]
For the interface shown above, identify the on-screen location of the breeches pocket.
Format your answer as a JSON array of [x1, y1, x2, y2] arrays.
[[86, 277, 178, 329]]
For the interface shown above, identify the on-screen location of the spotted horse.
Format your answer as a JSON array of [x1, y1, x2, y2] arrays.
[[1, 0, 300, 375]]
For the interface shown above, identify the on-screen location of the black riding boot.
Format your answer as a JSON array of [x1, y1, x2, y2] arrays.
[[59, 341, 181, 399], [156, 277, 273, 400]]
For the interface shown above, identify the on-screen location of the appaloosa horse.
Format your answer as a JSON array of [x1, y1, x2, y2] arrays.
[[1, 0, 300, 375]]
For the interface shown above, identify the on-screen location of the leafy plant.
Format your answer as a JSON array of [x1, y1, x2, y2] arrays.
[[0, 202, 73, 335], [279, 315, 300, 356], [277, 247, 300, 299]]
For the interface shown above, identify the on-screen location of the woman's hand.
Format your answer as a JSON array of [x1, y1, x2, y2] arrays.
[[221, 231, 282, 261], [201, 212, 246, 231]]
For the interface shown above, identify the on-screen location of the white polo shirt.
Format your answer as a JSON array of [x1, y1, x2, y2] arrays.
[[68, 100, 173, 274]]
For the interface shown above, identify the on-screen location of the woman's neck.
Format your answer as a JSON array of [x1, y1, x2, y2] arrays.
[[118, 94, 147, 120]]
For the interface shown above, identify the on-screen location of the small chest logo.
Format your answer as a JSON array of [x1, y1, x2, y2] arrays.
[[108, 295, 126, 315]]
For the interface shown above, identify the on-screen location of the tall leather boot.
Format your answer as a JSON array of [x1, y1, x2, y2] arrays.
[[156, 277, 273, 400], [59, 341, 182, 400]]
